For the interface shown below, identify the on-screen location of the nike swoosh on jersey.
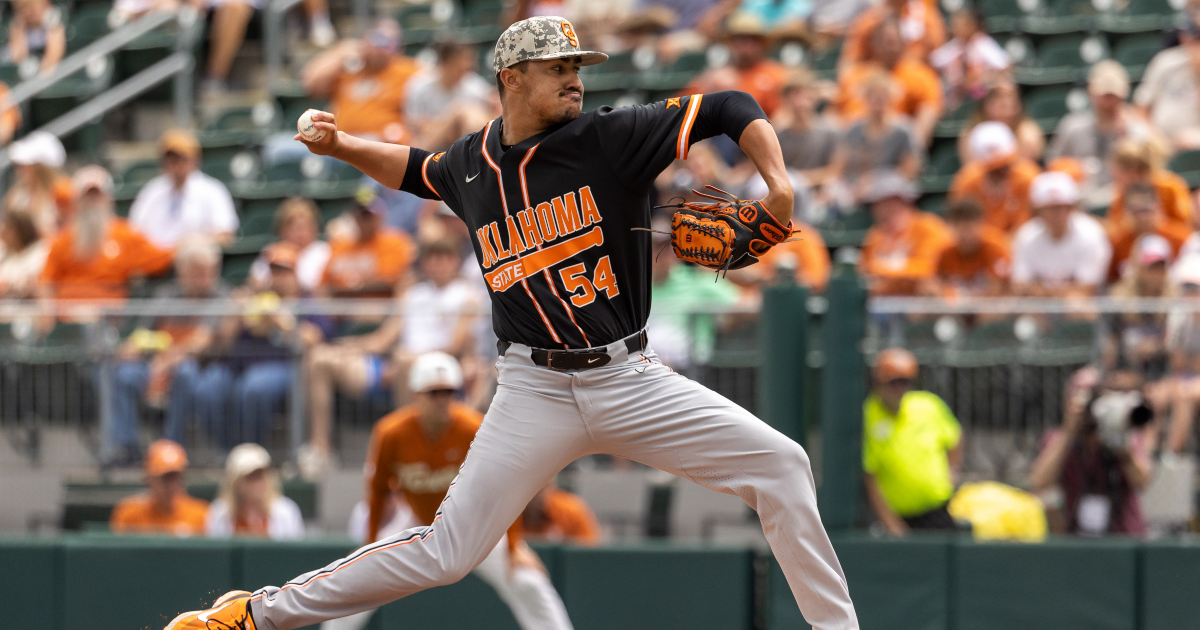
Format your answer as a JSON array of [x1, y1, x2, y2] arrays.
[[465, 173, 480, 182]]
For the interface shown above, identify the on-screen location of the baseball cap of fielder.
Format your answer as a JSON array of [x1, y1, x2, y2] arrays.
[[225, 443, 273, 480], [967, 121, 1017, 168], [1029, 171, 1080, 208], [860, 170, 920, 204], [1136, 233, 1172, 266], [1088, 60, 1130, 99], [875, 348, 919, 382], [145, 439, 189, 476], [409, 351, 464, 393], [9, 131, 66, 168], [492, 16, 608, 75], [72, 165, 114, 195], [159, 128, 200, 159]]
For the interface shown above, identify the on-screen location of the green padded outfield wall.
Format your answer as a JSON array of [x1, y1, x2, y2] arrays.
[[0, 538, 62, 630], [759, 276, 810, 447], [1139, 540, 1200, 630]]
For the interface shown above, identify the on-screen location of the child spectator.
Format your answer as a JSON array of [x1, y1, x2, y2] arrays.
[[1107, 137, 1193, 231], [858, 171, 953, 296], [206, 443, 305, 539], [302, 19, 420, 143], [841, 0, 946, 72], [321, 197, 416, 297], [0, 210, 49, 299], [5, 131, 66, 237], [950, 121, 1041, 234], [959, 83, 1044, 163], [837, 18, 943, 145], [679, 13, 788, 116], [863, 348, 963, 535], [248, 197, 331, 292], [1106, 182, 1192, 282], [830, 71, 922, 202], [1048, 61, 1153, 210], [40, 166, 173, 301], [110, 440, 209, 536], [6, 0, 65, 75], [129, 129, 239, 248], [928, 6, 1010, 108], [520, 482, 601, 545], [1011, 172, 1111, 296], [932, 198, 1011, 297]]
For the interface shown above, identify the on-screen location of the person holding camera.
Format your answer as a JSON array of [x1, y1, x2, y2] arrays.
[[1030, 372, 1155, 536]]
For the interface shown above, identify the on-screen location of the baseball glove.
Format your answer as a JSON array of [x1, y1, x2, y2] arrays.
[[661, 186, 793, 271]]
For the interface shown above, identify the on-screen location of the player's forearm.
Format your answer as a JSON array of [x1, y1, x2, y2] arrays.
[[738, 119, 793, 225], [329, 133, 412, 190]]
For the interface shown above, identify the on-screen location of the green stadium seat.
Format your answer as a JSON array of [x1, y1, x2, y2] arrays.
[[1017, 35, 1108, 85], [1113, 34, 1163, 80], [1099, 0, 1181, 32], [1167, 149, 1200, 187], [114, 159, 159, 201], [263, 160, 304, 183], [1024, 85, 1083, 132], [810, 41, 841, 79], [921, 143, 962, 194], [461, 1, 503, 42], [200, 156, 234, 182], [934, 99, 977, 138], [1021, 0, 1097, 34], [227, 209, 277, 254], [582, 51, 636, 91], [963, 319, 1018, 351], [396, 4, 451, 45], [65, 6, 111, 53], [640, 51, 706, 91], [982, 0, 1028, 32], [205, 102, 282, 133], [0, 63, 19, 86], [221, 251, 258, 283], [919, 193, 948, 216]]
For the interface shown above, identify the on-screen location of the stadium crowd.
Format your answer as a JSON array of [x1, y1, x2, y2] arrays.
[[2, 0, 1200, 537]]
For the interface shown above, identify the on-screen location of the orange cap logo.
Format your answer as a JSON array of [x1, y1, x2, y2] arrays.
[[561, 21, 579, 47]]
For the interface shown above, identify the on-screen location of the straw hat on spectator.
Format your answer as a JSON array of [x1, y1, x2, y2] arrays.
[[145, 439, 189, 477], [1087, 60, 1130, 100], [1029, 171, 1080, 208], [159, 128, 201, 159], [9, 131, 65, 168], [874, 348, 919, 383], [967, 121, 1017, 169]]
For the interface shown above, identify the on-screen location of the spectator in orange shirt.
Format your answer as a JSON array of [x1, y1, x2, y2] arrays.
[[679, 13, 788, 116], [110, 439, 208, 536], [958, 83, 1044, 163], [39, 165, 172, 301], [932, 198, 1011, 297], [335, 352, 572, 630], [521, 483, 601, 546], [321, 196, 416, 297], [302, 19, 420, 143], [949, 121, 1041, 234], [837, 18, 943, 145], [859, 171, 952, 296], [1108, 137, 1193, 230], [840, 0, 946, 73], [1107, 183, 1193, 282]]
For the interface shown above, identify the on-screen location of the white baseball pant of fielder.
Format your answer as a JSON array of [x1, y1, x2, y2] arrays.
[[251, 338, 860, 630]]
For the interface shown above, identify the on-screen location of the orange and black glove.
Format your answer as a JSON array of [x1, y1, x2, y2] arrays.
[[663, 186, 792, 271]]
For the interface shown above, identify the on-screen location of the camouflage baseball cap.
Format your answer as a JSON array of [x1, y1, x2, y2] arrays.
[[492, 16, 608, 75]]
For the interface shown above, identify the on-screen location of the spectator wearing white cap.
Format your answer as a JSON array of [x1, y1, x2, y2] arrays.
[[1011, 171, 1111, 296], [1106, 182, 1192, 282], [206, 443, 305, 539], [1049, 61, 1155, 209], [4, 130, 66, 237], [949, 121, 1042, 235]]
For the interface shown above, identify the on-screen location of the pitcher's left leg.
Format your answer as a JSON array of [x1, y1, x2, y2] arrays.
[[581, 359, 858, 630], [473, 539, 573, 630]]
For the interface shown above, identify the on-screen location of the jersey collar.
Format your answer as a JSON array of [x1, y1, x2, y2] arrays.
[[484, 116, 567, 166]]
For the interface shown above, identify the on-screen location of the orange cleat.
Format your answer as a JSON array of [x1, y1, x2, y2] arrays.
[[165, 590, 257, 630]]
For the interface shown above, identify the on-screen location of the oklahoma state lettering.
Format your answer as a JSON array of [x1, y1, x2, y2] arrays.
[[476, 186, 604, 291]]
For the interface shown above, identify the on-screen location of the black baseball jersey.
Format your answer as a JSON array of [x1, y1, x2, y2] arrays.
[[400, 90, 767, 349]]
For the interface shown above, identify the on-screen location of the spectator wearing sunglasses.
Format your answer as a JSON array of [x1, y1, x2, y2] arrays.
[[863, 347, 964, 536]]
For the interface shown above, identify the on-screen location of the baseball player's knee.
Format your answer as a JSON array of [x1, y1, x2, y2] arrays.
[[776, 441, 812, 473]]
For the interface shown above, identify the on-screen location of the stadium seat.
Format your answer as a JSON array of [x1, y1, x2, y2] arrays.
[[921, 143, 961, 194], [65, 6, 111, 54], [1017, 35, 1108, 85], [574, 468, 652, 539], [1024, 85, 1086, 132], [918, 193, 948, 216], [1167, 149, 1200, 187], [819, 207, 873, 248], [1021, 0, 1098, 34], [981, 0, 1028, 32], [582, 51, 636, 92], [934, 99, 977, 139], [1099, 0, 1182, 32], [396, 3, 453, 45], [809, 41, 841, 79], [639, 51, 706, 91], [668, 480, 752, 539], [962, 318, 1018, 351], [113, 159, 159, 202], [221, 251, 258, 283], [1113, 33, 1164, 80], [227, 209, 277, 254], [460, 1, 503, 43]]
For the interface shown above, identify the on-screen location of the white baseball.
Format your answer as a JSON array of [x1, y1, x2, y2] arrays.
[[297, 110, 326, 142]]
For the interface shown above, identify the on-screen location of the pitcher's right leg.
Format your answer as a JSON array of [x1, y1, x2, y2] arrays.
[[248, 364, 592, 630]]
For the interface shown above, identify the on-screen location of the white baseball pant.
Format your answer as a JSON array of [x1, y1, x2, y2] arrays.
[[251, 339, 859, 630], [320, 502, 572, 630]]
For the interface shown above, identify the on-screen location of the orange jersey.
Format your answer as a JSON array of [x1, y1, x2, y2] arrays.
[[680, 60, 790, 116], [836, 59, 943, 121], [331, 57, 421, 140], [1107, 171, 1193, 230], [40, 217, 173, 300], [936, 224, 1012, 295], [842, 0, 947, 69], [322, 228, 416, 293], [750, 223, 832, 292], [949, 158, 1042, 234], [0, 83, 21, 136], [521, 489, 600, 546], [110, 492, 208, 537], [860, 211, 953, 295], [1106, 219, 1193, 281], [367, 402, 482, 543]]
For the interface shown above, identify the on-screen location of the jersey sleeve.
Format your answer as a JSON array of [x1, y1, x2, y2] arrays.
[[594, 90, 767, 191], [399, 147, 457, 207]]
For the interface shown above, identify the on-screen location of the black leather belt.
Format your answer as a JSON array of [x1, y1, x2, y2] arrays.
[[497, 330, 648, 371]]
